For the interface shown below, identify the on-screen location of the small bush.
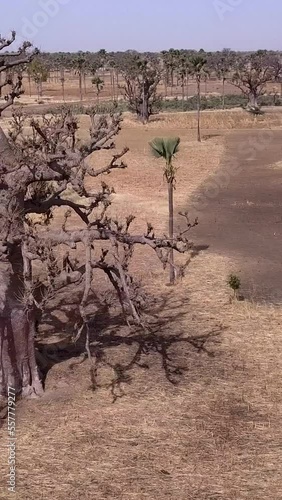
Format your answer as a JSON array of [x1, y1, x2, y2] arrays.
[[227, 274, 242, 301]]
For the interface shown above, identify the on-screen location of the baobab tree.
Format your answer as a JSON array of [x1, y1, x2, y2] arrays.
[[231, 51, 276, 110], [122, 55, 161, 123], [0, 32, 194, 399]]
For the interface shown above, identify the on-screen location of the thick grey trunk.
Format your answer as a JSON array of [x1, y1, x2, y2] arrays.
[[140, 84, 150, 124], [247, 91, 259, 109], [0, 126, 43, 398], [0, 294, 43, 398]]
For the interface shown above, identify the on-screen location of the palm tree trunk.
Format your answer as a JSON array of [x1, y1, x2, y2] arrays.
[[168, 179, 175, 284], [28, 74, 32, 97], [170, 69, 174, 97], [79, 72, 83, 102], [116, 71, 119, 97], [111, 70, 115, 101], [83, 72, 87, 95], [61, 79, 65, 102], [197, 77, 201, 142], [222, 78, 225, 109], [142, 81, 146, 124]]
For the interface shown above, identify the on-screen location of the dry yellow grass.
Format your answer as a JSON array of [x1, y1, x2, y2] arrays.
[[1, 110, 282, 499], [123, 109, 282, 130]]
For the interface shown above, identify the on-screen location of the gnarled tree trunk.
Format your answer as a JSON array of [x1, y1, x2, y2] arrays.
[[247, 90, 259, 109], [0, 128, 43, 398]]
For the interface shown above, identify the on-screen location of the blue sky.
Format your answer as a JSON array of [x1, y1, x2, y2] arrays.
[[1, 0, 281, 52]]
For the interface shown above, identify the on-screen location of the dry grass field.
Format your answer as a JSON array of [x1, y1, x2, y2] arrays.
[[1, 109, 282, 499]]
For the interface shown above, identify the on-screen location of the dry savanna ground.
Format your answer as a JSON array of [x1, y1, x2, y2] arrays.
[[1, 110, 282, 499]]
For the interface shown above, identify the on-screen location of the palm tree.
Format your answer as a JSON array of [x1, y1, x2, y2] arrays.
[[190, 54, 207, 142], [92, 76, 104, 103], [212, 49, 235, 109], [55, 53, 67, 102], [177, 52, 190, 107], [72, 54, 86, 102], [149, 137, 181, 285]]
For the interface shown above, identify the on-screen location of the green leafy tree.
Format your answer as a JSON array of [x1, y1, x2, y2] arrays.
[[149, 137, 180, 284]]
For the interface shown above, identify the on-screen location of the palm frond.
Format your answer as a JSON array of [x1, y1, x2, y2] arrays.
[[150, 137, 180, 162]]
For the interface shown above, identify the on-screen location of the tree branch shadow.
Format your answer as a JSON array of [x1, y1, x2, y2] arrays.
[[36, 287, 225, 401], [88, 326, 224, 402]]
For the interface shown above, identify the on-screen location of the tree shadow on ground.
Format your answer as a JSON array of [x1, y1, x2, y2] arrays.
[[36, 286, 225, 401]]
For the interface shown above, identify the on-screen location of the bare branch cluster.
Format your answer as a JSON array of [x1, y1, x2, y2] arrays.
[[0, 31, 38, 114]]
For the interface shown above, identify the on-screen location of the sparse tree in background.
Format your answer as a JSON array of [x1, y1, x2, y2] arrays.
[[212, 49, 235, 109], [150, 137, 181, 285], [28, 58, 49, 101], [19, 48, 282, 109], [176, 51, 191, 106], [231, 50, 275, 110], [161, 49, 179, 98], [0, 32, 194, 399], [122, 55, 161, 123], [270, 52, 282, 97], [92, 75, 104, 102], [190, 53, 208, 142], [108, 58, 117, 101], [97, 49, 107, 78], [72, 54, 86, 102], [55, 53, 69, 102]]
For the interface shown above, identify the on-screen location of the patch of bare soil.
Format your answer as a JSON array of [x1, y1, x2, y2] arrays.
[[190, 129, 282, 303], [1, 112, 282, 499]]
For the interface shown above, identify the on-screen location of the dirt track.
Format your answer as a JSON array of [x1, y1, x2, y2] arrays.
[[190, 129, 282, 303]]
